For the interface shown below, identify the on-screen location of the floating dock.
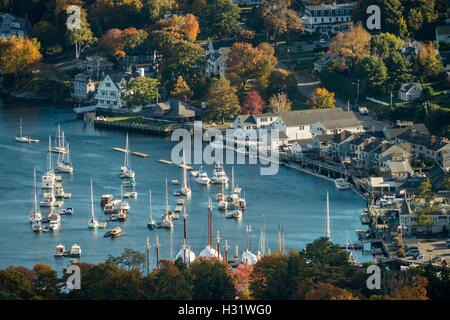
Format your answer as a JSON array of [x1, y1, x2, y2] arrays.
[[55, 176, 62, 181], [54, 201, 64, 207], [64, 193, 71, 198], [174, 206, 182, 212], [177, 199, 184, 205], [172, 179, 179, 185], [174, 191, 181, 196], [132, 152, 148, 158], [158, 159, 173, 165], [172, 214, 179, 219], [98, 222, 107, 228], [178, 164, 192, 170]]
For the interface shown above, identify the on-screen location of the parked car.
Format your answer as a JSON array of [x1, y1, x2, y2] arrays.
[[413, 253, 424, 260], [319, 38, 326, 44]]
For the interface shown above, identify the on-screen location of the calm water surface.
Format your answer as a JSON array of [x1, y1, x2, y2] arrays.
[[0, 98, 372, 271]]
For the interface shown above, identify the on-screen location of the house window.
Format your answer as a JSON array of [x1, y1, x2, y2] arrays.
[[106, 82, 111, 87]]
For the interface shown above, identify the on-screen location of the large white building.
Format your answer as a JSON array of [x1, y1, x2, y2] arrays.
[[233, 109, 363, 148], [95, 74, 131, 109], [205, 39, 236, 78], [302, 2, 357, 34]]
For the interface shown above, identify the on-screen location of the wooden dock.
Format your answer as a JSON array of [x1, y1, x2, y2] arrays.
[[171, 213, 179, 219], [132, 152, 148, 158], [158, 159, 173, 165], [114, 147, 127, 153], [178, 164, 192, 170], [177, 199, 184, 205], [54, 201, 64, 207], [174, 206, 182, 212], [55, 176, 62, 181], [64, 193, 71, 198]]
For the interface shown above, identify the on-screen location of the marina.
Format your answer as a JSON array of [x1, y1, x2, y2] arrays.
[[0, 100, 370, 270]]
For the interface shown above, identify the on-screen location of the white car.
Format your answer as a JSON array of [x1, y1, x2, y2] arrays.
[[319, 38, 326, 44]]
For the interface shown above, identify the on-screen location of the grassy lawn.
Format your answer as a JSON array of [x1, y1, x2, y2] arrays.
[[108, 115, 144, 122]]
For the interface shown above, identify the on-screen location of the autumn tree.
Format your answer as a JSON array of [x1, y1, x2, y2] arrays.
[[90, 0, 144, 32], [98, 28, 123, 56], [121, 28, 148, 53], [417, 42, 447, 82], [309, 88, 336, 109], [188, 258, 237, 300], [105, 248, 147, 272], [260, 0, 303, 45], [227, 42, 267, 87], [305, 283, 358, 300], [65, 8, 95, 59], [32, 264, 61, 299], [394, 275, 429, 300], [181, 14, 200, 42], [269, 92, 292, 113], [0, 36, 42, 78], [327, 23, 371, 72], [266, 69, 297, 97], [205, 76, 240, 123], [0, 268, 36, 299], [170, 75, 193, 101], [241, 90, 265, 115]]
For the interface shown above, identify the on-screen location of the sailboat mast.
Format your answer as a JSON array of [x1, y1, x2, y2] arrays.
[[326, 191, 331, 240], [225, 240, 229, 264], [48, 136, 52, 172], [58, 124, 61, 148], [165, 179, 168, 212], [90, 178, 94, 219], [216, 230, 220, 259], [19, 117, 23, 137], [33, 169, 39, 213], [149, 190, 153, 220], [232, 166, 235, 191], [249, 225, 252, 252], [156, 235, 160, 270], [208, 198, 212, 249]]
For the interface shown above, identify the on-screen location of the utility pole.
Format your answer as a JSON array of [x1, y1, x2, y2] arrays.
[[390, 91, 393, 110], [353, 80, 360, 105]]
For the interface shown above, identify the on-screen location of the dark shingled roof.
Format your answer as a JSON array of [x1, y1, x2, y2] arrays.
[[397, 129, 449, 151], [211, 39, 236, 51]]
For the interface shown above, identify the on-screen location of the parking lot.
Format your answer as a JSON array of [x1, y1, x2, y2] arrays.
[[403, 238, 450, 265]]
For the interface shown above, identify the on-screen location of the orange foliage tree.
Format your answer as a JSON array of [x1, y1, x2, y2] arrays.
[[0, 36, 42, 77], [305, 283, 358, 300], [394, 275, 429, 300]]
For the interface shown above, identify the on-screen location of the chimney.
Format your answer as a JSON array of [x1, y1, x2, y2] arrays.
[[364, 139, 368, 147], [402, 154, 406, 161], [322, 129, 326, 136], [382, 142, 387, 152], [340, 131, 346, 142], [431, 135, 436, 144], [411, 129, 416, 137]]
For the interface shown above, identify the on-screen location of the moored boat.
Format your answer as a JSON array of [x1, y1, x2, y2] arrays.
[[100, 194, 113, 207], [88, 179, 100, 229], [147, 190, 156, 230], [210, 163, 229, 184], [195, 166, 210, 185], [54, 244, 65, 257], [335, 178, 350, 190], [70, 244, 81, 256]]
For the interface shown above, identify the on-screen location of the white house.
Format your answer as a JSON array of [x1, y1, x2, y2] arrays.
[[0, 13, 31, 39], [72, 73, 96, 100], [302, 2, 357, 34], [205, 39, 236, 78], [398, 83, 423, 101], [95, 74, 130, 109]]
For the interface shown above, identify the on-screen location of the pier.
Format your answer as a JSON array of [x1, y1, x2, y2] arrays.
[[93, 119, 175, 136]]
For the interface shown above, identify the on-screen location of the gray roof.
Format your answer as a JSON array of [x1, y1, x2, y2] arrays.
[[305, 2, 357, 10], [399, 83, 422, 94], [164, 100, 198, 119], [397, 129, 449, 151], [278, 109, 361, 129], [211, 39, 236, 51], [387, 160, 413, 174]]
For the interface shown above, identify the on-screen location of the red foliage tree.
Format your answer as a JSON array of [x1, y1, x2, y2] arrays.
[[241, 90, 265, 115]]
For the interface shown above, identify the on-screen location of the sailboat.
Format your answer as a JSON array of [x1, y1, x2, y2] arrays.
[[88, 179, 100, 229], [241, 225, 258, 265], [326, 191, 331, 241], [180, 151, 191, 197], [175, 208, 196, 264], [147, 190, 156, 229], [29, 169, 42, 224], [56, 142, 73, 173], [15, 117, 30, 143], [161, 179, 174, 228], [51, 125, 68, 154], [199, 199, 222, 259], [42, 136, 56, 190], [118, 133, 135, 179]]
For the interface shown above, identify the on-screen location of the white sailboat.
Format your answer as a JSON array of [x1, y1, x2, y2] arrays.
[[88, 179, 100, 229], [15, 117, 30, 143], [51, 125, 68, 154], [180, 151, 191, 197], [118, 133, 135, 179], [42, 136, 56, 190], [161, 179, 174, 228], [147, 190, 156, 229], [175, 208, 196, 264], [56, 142, 73, 173], [29, 169, 42, 223]]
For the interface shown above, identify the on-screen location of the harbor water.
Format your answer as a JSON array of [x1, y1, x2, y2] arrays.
[[0, 98, 372, 271]]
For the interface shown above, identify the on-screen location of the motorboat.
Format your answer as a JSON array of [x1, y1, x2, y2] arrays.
[[210, 163, 229, 184], [40, 192, 56, 207], [335, 178, 350, 190], [118, 210, 127, 222], [124, 185, 137, 199], [49, 220, 60, 231], [232, 208, 243, 220], [236, 197, 246, 210], [48, 209, 61, 224], [195, 166, 210, 185], [105, 227, 122, 238], [161, 217, 173, 229], [54, 244, 65, 257], [70, 244, 82, 256], [31, 218, 42, 232], [104, 200, 120, 214], [100, 194, 113, 207]]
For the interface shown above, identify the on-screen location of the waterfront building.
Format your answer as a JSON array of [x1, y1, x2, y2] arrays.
[[145, 99, 198, 123], [381, 159, 414, 179], [0, 13, 31, 39], [400, 203, 450, 234], [72, 73, 96, 101], [301, 2, 357, 34], [94, 74, 131, 109]]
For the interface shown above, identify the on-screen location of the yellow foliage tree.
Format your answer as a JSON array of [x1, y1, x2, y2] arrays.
[[309, 87, 336, 109], [0, 36, 42, 77]]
